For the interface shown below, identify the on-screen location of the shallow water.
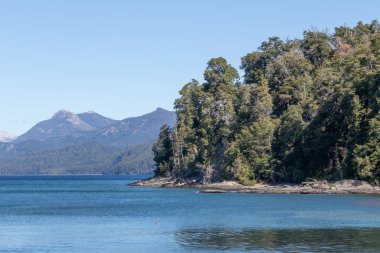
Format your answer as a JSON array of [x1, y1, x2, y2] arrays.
[[0, 176, 379, 252]]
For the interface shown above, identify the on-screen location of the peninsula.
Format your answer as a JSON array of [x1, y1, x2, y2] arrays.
[[133, 21, 380, 192]]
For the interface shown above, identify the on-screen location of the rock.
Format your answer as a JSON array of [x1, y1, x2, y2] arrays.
[[129, 177, 380, 195], [200, 189, 228, 193]]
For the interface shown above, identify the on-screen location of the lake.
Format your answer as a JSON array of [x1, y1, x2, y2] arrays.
[[0, 176, 379, 252]]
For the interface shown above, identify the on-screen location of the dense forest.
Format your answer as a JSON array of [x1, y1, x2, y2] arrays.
[[153, 21, 380, 185]]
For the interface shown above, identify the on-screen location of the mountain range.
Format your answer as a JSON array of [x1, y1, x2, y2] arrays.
[[0, 108, 176, 175]]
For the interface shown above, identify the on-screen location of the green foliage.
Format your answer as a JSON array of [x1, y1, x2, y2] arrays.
[[267, 49, 313, 115], [223, 142, 255, 185], [239, 117, 275, 181], [153, 20, 380, 185], [241, 37, 287, 84], [235, 81, 273, 126], [152, 125, 173, 177], [353, 115, 380, 185], [204, 57, 240, 90], [301, 30, 333, 67], [272, 105, 306, 181], [289, 91, 364, 181]]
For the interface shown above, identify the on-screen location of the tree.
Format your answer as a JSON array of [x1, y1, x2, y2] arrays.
[[152, 20, 380, 185], [240, 117, 275, 181], [353, 115, 380, 185], [301, 30, 333, 67], [204, 57, 239, 90], [272, 105, 306, 181], [289, 91, 364, 181], [152, 125, 173, 177], [200, 57, 239, 182], [224, 81, 275, 183], [241, 37, 286, 84], [223, 141, 254, 185], [235, 80, 273, 125], [267, 49, 313, 115]]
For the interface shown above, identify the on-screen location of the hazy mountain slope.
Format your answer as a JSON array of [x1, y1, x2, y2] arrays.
[[0, 131, 17, 143], [15, 110, 93, 143], [96, 107, 177, 145], [77, 111, 119, 130], [0, 142, 155, 175]]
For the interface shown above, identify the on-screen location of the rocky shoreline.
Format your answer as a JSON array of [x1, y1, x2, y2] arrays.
[[129, 177, 380, 194]]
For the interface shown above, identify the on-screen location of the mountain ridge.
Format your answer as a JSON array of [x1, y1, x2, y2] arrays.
[[14, 107, 174, 144], [0, 108, 176, 175], [15, 110, 94, 143]]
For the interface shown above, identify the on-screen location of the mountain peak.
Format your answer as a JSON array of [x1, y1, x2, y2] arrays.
[[52, 110, 77, 119], [15, 110, 93, 143], [155, 107, 169, 113], [51, 110, 90, 128], [83, 111, 97, 114]]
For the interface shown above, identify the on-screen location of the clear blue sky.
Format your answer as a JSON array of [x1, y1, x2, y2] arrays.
[[1, 0, 379, 135]]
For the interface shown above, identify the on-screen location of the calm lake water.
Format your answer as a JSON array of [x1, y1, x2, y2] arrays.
[[0, 176, 380, 252]]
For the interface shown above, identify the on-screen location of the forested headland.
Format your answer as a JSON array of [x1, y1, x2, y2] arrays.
[[153, 21, 380, 186]]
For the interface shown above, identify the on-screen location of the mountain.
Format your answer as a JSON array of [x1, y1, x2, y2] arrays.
[[15, 110, 94, 143], [14, 108, 176, 146], [0, 131, 17, 143], [77, 111, 119, 130], [96, 107, 177, 145], [0, 108, 176, 175]]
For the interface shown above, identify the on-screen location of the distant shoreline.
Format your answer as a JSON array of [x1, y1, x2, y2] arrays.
[[0, 174, 103, 176], [0, 174, 150, 177], [129, 177, 380, 195]]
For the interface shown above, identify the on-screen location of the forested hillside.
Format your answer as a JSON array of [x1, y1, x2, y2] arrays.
[[153, 21, 380, 185]]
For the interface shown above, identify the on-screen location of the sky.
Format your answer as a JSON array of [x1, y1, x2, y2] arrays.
[[0, 0, 379, 135]]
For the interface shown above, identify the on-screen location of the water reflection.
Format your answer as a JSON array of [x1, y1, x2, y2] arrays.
[[176, 228, 380, 252]]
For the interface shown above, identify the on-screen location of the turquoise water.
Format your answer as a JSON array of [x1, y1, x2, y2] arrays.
[[0, 176, 380, 252]]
